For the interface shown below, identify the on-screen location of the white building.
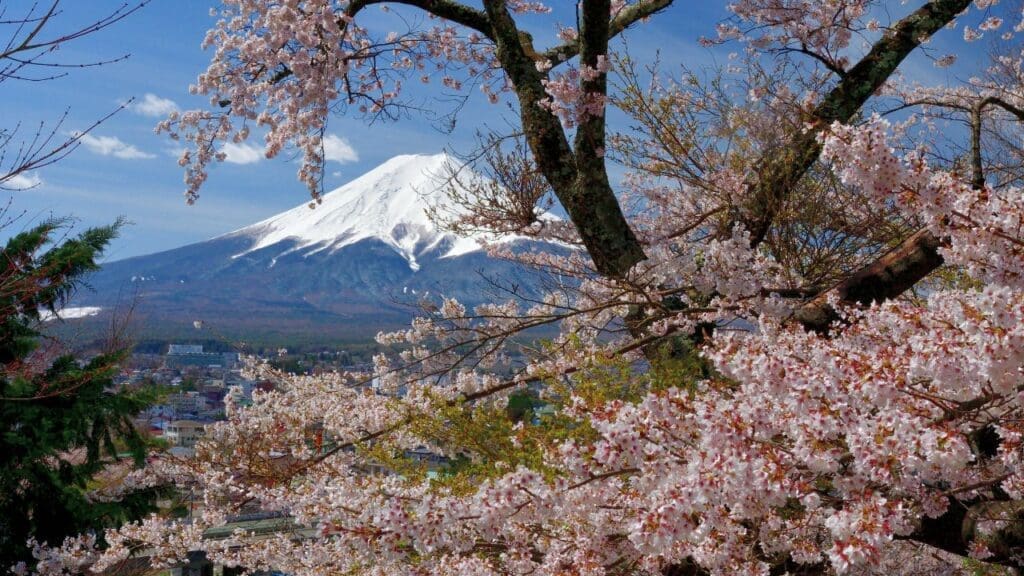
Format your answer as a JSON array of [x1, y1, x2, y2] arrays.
[[164, 420, 206, 448]]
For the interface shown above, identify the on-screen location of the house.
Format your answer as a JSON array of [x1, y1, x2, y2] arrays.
[[166, 344, 235, 368], [164, 420, 206, 448], [166, 391, 208, 415]]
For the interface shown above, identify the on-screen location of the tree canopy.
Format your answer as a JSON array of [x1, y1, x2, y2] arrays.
[[0, 220, 165, 572], [30, 1, 1024, 575]]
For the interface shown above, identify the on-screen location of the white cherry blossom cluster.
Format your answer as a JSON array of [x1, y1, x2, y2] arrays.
[[506, 0, 551, 14], [822, 114, 1024, 288], [709, 0, 872, 68], [162, 0, 502, 202], [710, 0, 1019, 74], [538, 58, 612, 129]]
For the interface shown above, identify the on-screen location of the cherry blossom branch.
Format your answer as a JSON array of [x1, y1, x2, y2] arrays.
[[742, 0, 972, 247]]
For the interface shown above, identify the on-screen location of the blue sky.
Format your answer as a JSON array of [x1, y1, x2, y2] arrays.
[[0, 1, 994, 260]]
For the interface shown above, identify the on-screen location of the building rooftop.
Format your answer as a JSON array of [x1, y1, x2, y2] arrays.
[[168, 344, 205, 355], [168, 419, 205, 427]]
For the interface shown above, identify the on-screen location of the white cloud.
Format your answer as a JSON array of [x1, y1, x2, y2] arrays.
[[77, 133, 156, 159], [165, 145, 188, 159], [131, 93, 179, 117], [217, 136, 353, 166], [3, 171, 43, 189], [323, 134, 358, 164], [222, 142, 264, 165]]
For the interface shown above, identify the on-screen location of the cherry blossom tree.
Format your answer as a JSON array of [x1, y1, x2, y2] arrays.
[[31, 1, 1024, 575]]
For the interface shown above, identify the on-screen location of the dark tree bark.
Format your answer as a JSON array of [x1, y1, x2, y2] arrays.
[[339, 1, 672, 278], [481, 0, 647, 278], [742, 0, 973, 247], [793, 228, 945, 332]]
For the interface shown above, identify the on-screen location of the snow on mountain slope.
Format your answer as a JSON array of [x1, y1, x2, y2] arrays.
[[71, 153, 567, 342], [40, 306, 103, 322], [227, 153, 487, 271]]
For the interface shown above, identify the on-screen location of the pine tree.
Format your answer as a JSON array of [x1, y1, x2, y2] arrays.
[[0, 219, 163, 569]]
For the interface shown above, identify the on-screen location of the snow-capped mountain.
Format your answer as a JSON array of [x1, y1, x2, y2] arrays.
[[227, 153, 484, 271], [69, 154, 555, 344]]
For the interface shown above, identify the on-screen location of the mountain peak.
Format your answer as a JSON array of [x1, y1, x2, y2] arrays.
[[75, 153, 559, 342], [229, 152, 478, 270]]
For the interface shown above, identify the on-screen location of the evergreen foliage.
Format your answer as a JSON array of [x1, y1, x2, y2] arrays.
[[0, 219, 162, 569]]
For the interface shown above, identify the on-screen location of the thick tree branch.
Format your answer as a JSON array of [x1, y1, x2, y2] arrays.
[[575, 0, 612, 161], [571, 1, 646, 276], [346, 0, 494, 40], [481, 0, 576, 191], [793, 228, 945, 332], [971, 101, 986, 190], [542, 0, 674, 66], [794, 92, 1024, 333], [482, 0, 645, 278], [903, 498, 1024, 571], [742, 0, 972, 247], [971, 96, 1024, 189]]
